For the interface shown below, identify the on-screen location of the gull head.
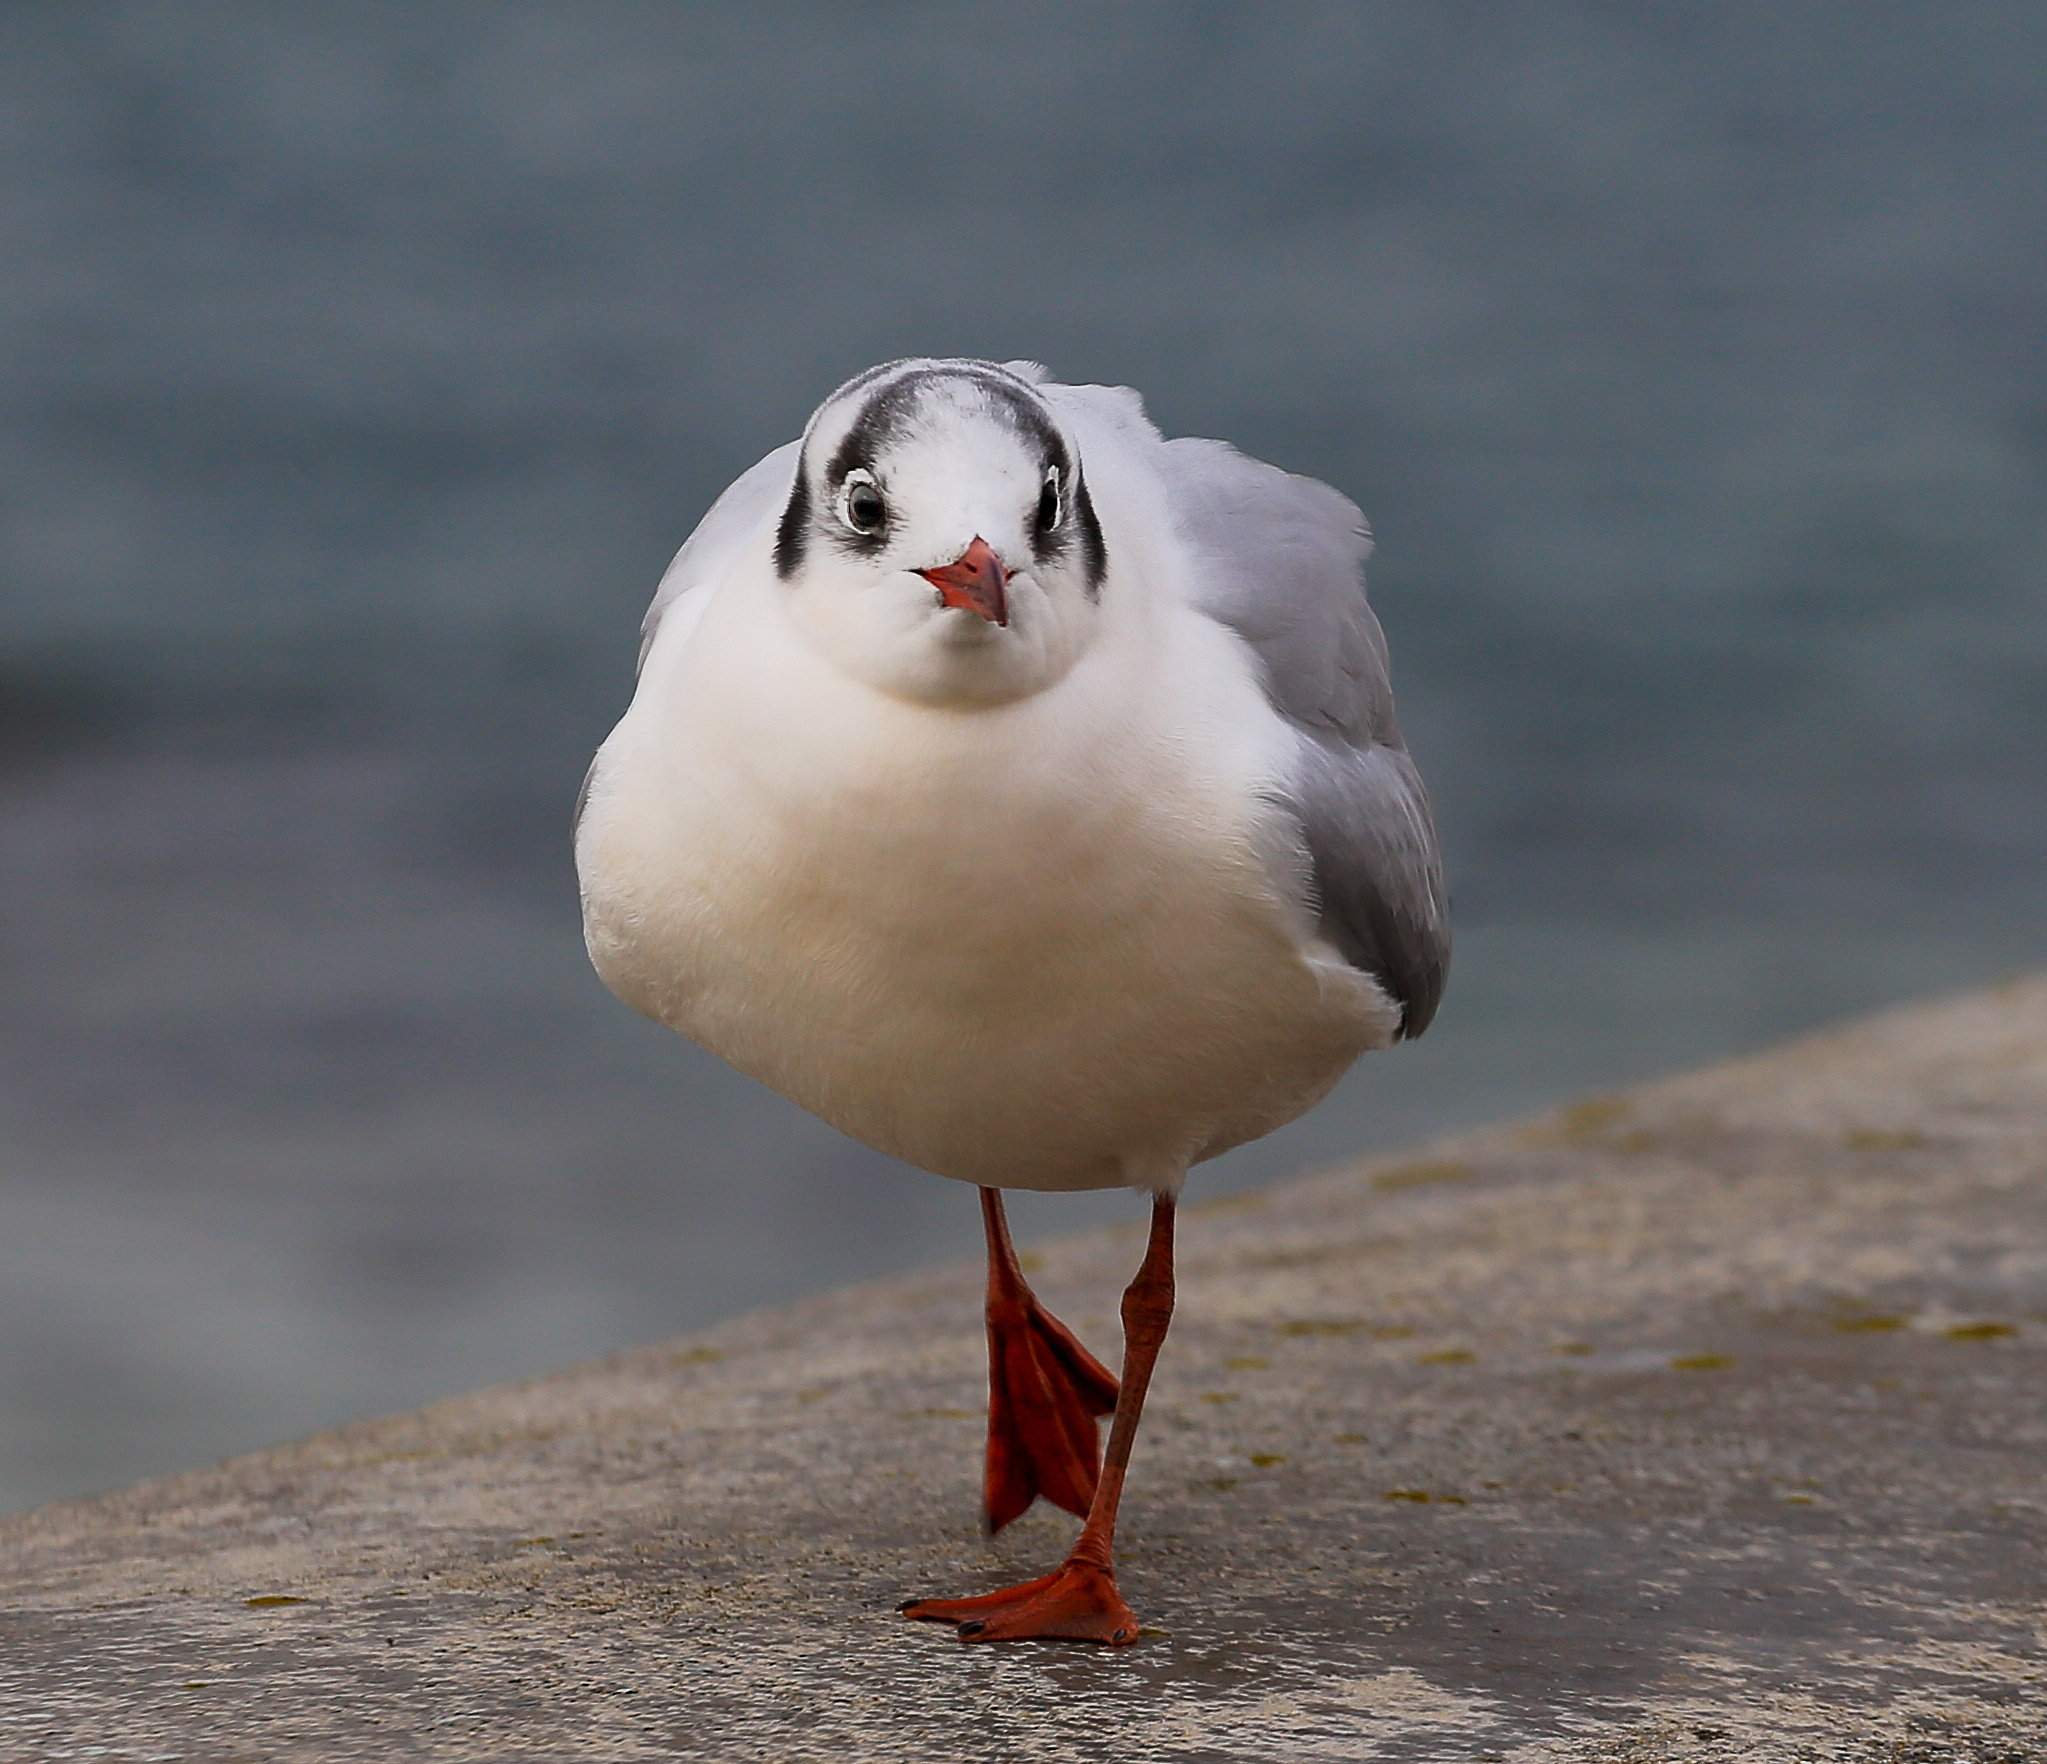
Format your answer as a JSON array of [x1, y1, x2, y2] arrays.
[[770, 359, 1107, 706]]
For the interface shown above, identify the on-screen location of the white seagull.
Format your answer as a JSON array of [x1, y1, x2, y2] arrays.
[[575, 358, 1448, 1645]]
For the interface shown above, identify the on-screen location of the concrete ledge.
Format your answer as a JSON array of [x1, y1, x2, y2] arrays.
[[6, 976, 2047, 1760]]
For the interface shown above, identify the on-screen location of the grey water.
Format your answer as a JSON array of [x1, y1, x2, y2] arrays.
[[2, 3, 2043, 1514]]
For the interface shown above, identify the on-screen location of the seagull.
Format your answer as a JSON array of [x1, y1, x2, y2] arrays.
[[574, 358, 1448, 1645]]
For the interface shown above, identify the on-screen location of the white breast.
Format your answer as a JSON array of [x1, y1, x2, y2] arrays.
[[575, 542, 1396, 1193]]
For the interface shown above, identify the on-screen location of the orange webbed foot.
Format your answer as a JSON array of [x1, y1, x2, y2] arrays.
[[900, 1558, 1140, 1645], [983, 1294, 1118, 1532]]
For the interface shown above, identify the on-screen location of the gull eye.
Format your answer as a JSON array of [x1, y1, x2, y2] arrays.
[[1036, 467, 1063, 533], [838, 471, 887, 536]]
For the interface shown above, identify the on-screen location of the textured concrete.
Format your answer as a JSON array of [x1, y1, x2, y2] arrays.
[[5, 977, 2047, 1761]]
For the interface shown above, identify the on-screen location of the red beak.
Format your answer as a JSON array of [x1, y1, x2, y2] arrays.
[[918, 536, 1009, 626]]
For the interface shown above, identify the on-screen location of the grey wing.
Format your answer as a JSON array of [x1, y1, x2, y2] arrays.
[[576, 439, 800, 840], [1161, 435, 1450, 1038], [636, 440, 801, 674]]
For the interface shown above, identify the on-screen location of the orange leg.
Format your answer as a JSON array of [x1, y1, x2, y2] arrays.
[[903, 1192, 1176, 1645], [977, 1187, 1119, 1532]]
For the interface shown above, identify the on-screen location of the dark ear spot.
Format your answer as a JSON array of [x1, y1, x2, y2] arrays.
[[773, 468, 811, 580], [1074, 477, 1107, 598]]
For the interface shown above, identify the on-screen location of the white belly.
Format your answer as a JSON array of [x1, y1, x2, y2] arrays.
[[576, 582, 1396, 1192]]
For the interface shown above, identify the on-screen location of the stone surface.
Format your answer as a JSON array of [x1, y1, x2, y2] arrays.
[[5, 977, 2047, 1761]]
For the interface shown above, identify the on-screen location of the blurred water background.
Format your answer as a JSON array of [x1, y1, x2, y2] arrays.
[[2, 2, 2043, 1514]]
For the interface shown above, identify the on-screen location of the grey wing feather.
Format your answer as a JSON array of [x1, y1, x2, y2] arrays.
[[576, 439, 800, 842], [636, 440, 801, 674], [1159, 435, 1451, 1037]]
